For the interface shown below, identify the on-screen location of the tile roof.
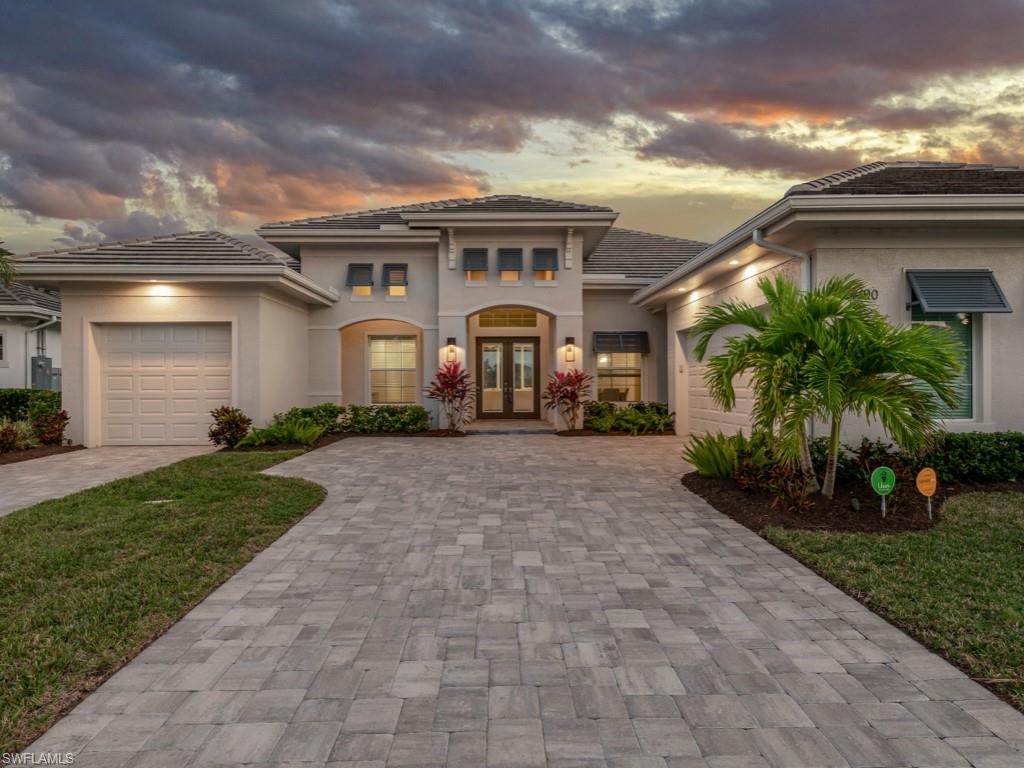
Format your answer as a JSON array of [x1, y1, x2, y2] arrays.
[[0, 282, 61, 313], [260, 194, 615, 230], [16, 231, 300, 270], [787, 161, 1024, 196], [585, 227, 707, 280]]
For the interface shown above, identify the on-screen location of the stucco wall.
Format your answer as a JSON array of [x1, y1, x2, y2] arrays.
[[0, 320, 61, 390], [57, 282, 306, 446], [582, 288, 667, 403], [258, 292, 311, 420], [814, 226, 1024, 436], [664, 252, 799, 436]]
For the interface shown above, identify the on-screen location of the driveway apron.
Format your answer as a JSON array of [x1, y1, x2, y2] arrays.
[[25, 435, 1024, 767]]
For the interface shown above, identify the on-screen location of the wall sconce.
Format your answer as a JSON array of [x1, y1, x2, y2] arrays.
[[565, 336, 575, 363], [446, 336, 457, 362]]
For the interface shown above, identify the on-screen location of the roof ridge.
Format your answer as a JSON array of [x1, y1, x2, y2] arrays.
[[608, 226, 708, 245], [786, 159, 1024, 196], [786, 161, 889, 195]]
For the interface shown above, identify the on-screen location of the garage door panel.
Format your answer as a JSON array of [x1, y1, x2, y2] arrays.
[[98, 323, 231, 445], [683, 330, 754, 437]]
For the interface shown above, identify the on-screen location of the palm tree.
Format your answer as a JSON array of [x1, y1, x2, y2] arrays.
[[0, 242, 13, 286], [693, 273, 961, 498]]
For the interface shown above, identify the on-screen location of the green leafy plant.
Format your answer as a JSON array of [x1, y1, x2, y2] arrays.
[[236, 418, 324, 447], [0, 389, 60, 422], [281, 403, 347, 434], [207, 406, 253, 448], [346, 404, 430, 434], [918, 431, 1024, 483], [542, 369, 593, 431], [682, 431, 741, 479], [32, 410, 69, 445], [425, 362, 474, 432], [0, 242, 13, 287], [0, 419, 37, 453], [584, 401, 617, 432], [693, 274, 962, 498]]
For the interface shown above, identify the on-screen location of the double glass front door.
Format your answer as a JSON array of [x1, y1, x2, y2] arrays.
[[477, 337, 539, 418]]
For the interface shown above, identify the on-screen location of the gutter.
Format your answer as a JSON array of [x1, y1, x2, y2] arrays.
[[752, 229, 811, 292], [24, 315, 59, 388]]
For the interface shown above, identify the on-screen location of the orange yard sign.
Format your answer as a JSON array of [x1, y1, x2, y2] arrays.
[[916, 468, 937, 497]]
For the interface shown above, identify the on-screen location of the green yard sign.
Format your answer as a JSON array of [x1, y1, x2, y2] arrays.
[[870, 466, 896, 519]]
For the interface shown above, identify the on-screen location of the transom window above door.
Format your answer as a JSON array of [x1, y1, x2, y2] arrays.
[[479, 309, 538, 327]]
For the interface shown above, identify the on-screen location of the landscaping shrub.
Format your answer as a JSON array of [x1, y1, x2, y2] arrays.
[[237, 418, 324, 447], [919, 431, 1024, 483], [0, 389, 61, 422], [425, 362, 474, 432], [542, 369, 592, 430], [683, 431, 742, 479], [32, 410, 69, 445], [0, 419, 37, 453], [583, 401, 674, 434], [281, 403, 348, 434], [208, 406, 253, 448], [346, 404, 431, 434]]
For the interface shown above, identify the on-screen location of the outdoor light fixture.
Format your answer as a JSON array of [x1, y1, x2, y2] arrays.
[[565, 336, 575, 362], [446, 336, 457, 362]]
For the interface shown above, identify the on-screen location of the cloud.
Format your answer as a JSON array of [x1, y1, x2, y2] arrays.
[[637, 119, 863, 177], [2, 0, 1024, 248], [53, 211, 191, 247]]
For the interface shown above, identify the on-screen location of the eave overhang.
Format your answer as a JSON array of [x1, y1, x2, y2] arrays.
[[13, 264, 339, 306]]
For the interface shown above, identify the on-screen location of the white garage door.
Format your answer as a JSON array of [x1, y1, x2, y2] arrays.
[[683, 329, 754, 436], [98, 323, 231, 445]]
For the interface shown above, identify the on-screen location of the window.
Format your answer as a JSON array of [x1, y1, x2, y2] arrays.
[[0, 331, 4, 361], [498, 248, 523, 281], [479, 309, 537, 328], [532, 248, 558, 282], [383, 263, 408, 298], [463, 248, 488, 282], [597, 352, 642, 402], [346, 263, 374, 298], [369, 336, 417, 404], [912, 309, 974, 419]]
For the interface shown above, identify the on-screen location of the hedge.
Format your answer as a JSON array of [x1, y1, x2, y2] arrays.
[[0, 389, 61, 421]]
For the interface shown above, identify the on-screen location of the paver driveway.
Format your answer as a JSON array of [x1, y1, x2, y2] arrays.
[[26, 435, 1024, 767]]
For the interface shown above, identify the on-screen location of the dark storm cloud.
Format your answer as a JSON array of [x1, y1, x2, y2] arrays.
[[2, 0, 1024, 238]]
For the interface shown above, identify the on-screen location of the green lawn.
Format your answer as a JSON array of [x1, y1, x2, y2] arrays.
[[768, 491, 1024, 710], [0, 451, 325, 753]]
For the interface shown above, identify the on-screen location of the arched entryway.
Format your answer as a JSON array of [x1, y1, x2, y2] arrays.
[[339, 318, 427, 407], [466, 305, 553, 421]]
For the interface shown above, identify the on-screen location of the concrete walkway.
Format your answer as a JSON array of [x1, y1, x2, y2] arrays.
[[0, 445, 213, 516], [26, 435, 1024, 767]]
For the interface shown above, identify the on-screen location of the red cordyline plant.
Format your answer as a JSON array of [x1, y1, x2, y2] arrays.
[[542, 368, 593, 431], [426, 362, 475, 432]]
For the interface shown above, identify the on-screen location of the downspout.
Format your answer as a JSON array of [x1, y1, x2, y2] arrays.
[[751, 229, 815, 439], [752, 228, 811, 292], [25, 315, 59, 388]]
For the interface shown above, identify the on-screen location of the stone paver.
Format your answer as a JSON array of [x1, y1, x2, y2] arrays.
[[23, 435, 1024, 766], [0, 445, 212, 515]]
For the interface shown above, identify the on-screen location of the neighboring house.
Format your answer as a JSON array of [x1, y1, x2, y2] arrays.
[[15, 162, 1023, 447], [634, 161, 1023, 439], [0, 282, 61, 391], [14, 200, 704, 445]]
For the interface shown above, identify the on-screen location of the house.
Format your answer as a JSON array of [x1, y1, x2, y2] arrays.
[[633, 161, 1023, 439], [14, 199, 704, 445], [15, 161, 1024, 447], [0, 282, 61, 391]]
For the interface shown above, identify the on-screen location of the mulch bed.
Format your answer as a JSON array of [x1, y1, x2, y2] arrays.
[[224, 430, 467, 452], [0, 444, 85, 466], [682, 472, 1024, 534], [557, 429, 676, 437]]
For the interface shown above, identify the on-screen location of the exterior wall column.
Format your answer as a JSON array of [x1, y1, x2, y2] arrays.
[[420, 326, 439, 423], [436, 313, 468, 426], [307, 328, 342, 405], [552, 313, 584, 429]]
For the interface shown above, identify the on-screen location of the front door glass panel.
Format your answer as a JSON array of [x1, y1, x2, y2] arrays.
[[513, 343, 534, 413], [481, 343, 503, 413]]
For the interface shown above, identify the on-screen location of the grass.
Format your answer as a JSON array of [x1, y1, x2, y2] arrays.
[[767, 491, 1024, 710], [0, 451, 325, 753]]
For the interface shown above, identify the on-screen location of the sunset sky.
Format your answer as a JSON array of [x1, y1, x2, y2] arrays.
[[3, 0, 1024, 253]]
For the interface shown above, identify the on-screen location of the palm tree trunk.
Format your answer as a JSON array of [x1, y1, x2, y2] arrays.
[[821, 416, 843, 499], [798, 428, 820, 495]]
